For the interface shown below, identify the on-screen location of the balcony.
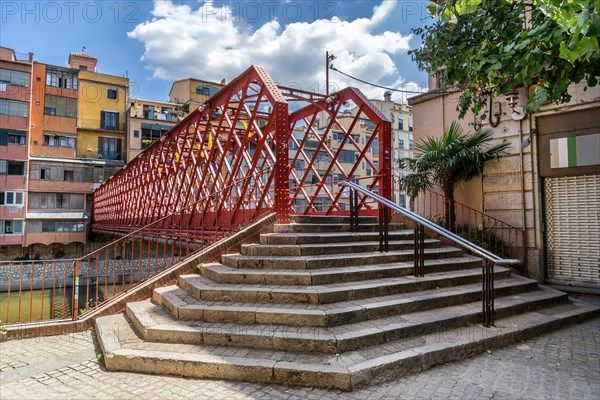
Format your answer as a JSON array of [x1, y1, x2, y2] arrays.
[[0, 115, 28, 130], [0, 84, 30, 102], [43, 115, 77, 134], [97, 151, 123, 161]]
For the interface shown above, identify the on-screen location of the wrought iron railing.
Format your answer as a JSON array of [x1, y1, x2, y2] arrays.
[[413, 189, 526, 265], [343, 180, 522, 328], [0, 170, 272, 324]]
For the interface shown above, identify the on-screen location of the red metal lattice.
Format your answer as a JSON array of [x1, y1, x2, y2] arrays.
[[93, 65, 392, 235]]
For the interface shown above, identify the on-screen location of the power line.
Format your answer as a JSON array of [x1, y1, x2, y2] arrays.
[[329, 65, 443, 95]]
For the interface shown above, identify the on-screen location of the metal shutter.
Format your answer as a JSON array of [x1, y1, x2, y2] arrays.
[[545, 174, 600, 287]]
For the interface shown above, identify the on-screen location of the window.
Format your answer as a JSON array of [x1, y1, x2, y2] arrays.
[[141, 125, 169, 148], [106, 88, 118, 100], [7, 133, 25, 145], [79, 66, 87, 71], [0, 130, 26, 146], [44, 95, 77, 118], [0, 99, 28, 117], [0, 160, 25, 175], [373, 138, 379, 156], [294, 159, 305, 170], [45, 70, 78, 89], [63, 170, 74, 182], [409, 139, 414, 150], [158, 108, 173, 122], [42, 221, 55, 232], [71, 194, 84, 210], [143, 105, 154, 120], [0, 69, 30, 87], [1, 220, 23, 235], [398, 118, 404, 130], [408, 116, 413, 132], [399, 138, 404, 148], [364, 120, 376, 132], [98, 137, 122, 160], [0, 191, 24, 206], [133, 130, 139, 138], [100, 111, 119, 131], [196, 85, 218, 96], [39, 220, 84, 233], [40, 168, 50, 180], [44, 134, 76, 148]]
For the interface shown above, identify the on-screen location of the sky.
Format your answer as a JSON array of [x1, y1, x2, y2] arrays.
[[1, 0, 432, 103]]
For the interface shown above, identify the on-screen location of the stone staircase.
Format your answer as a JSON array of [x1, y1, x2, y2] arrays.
[[95, 216, 599, 390]]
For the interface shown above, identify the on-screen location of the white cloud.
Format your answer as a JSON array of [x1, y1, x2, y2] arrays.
[[128, 0, 414, 101]]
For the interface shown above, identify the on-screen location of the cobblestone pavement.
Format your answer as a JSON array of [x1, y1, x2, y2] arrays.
[[0, 318, 598, 400]]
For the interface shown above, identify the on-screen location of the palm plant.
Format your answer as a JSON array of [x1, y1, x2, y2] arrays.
[[400, 121, 509, 231]]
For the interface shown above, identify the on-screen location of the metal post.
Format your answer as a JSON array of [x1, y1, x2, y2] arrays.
[[350, 189, 358, 233], [482, 260, 494, 327], [414, 223, 424, 277], [72, 260, 80, 320], [379, 204, 389, 252]]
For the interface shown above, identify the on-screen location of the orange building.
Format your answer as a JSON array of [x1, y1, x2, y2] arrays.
[[0, 47, 31, 250]]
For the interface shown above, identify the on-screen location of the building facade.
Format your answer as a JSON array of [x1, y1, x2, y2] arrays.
[[409, 79, 600, 290], [0, 48, 128, 260], [0, 47, 32, 253], [126, 99, 185, 161], [369, 92, 413, 207]]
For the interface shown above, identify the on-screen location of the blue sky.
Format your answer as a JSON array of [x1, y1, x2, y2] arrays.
[[1, 0, 431, 102]]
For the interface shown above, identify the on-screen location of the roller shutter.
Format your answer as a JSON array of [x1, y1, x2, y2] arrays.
[[544, 174, 600, 287]]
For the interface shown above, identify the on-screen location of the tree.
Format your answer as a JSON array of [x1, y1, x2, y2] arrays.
[[400, 122, 509, 230], [411, 0, 600, 117]]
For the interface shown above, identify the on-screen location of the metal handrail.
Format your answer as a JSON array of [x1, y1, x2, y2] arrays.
[[342, 181, 522, 267]]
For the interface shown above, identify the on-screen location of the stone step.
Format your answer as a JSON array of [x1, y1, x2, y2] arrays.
[[241, 239, 441, 257], [200, 255, 483, 286], [155, 272, 541, 327], [273, 222, 404, 233], [96, 299, 599, 390], [128, 285, 567, 354], [290, 215, 379, 224], [260, 230, 415, 245], [222, 246, 465, 270], [177, 268, 528, 305]]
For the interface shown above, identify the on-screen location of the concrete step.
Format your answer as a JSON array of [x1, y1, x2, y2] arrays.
[[96, 299, 599, 390], [260, 230, 415, 245], [273, 222, 404, 233], [241, 239, 442, 257], [155, 272, 544, 327], [177, 268, 529, 305], [128, 285, 568, 354], [200, 255, 483, 286], [222, 246, 465, 270], [290, 215, 379, 224]]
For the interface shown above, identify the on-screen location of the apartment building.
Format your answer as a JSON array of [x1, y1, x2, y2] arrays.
[[0, 48, 128, 259], [126, 98, 185, 161], [0, 47, 32, 253], [369, 92, 413, 207]]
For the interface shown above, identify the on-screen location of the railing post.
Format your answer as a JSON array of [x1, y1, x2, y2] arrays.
[[349, 188, 359, 233], [414, 223, 424, 277], [379, 204, 389, 252], [482, 260, 494, 327], [72, 260, 80, 320], [274, 101, 290, 224]]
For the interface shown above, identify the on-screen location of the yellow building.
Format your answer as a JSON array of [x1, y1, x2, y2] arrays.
[[126, 98, 185, 161], [69, 53, 129, 161], [168, 78, 224, 112]]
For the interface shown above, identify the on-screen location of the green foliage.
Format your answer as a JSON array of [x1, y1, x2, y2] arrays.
[[411, 0, 600, 117], [400, 122, 509, 201], [400, 122, 508, 229]]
